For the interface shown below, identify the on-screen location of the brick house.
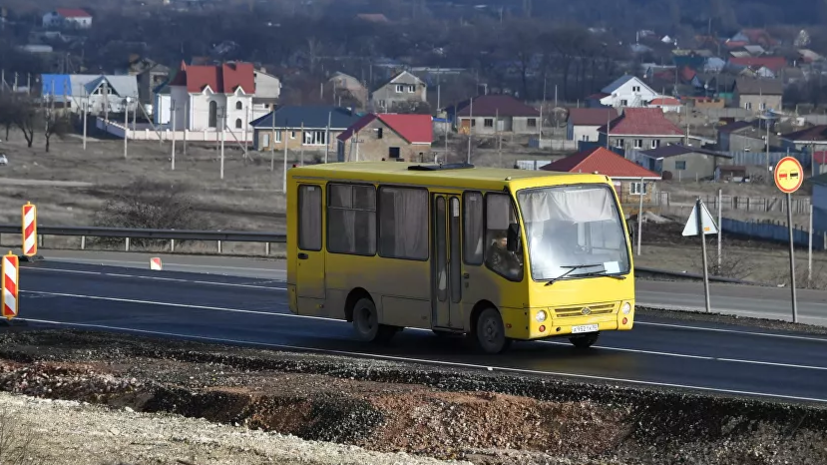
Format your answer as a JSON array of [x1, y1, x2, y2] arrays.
[[732, 77, 783, 112], [370, 71, 427, 113], [566, 107, 619, 142], [337, 113, 433, 162], [638, 144, 733, 180], [249, 105, 363, 153], [445, 94, 540, 135], [597, 108, 685, 151], [540, 146, 661, 214]]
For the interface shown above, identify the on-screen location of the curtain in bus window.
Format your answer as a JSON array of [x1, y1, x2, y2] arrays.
[[298, 185, 322, 250], [379, 187, 428, 259], [463, 192, 484, 265], [327, 184, 376, 255]]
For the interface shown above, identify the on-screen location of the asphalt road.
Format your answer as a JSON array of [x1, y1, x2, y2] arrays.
[[9, 257, 827, 404]]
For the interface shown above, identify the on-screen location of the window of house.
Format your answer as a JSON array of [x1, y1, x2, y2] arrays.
[[651, 139, 660, 149], [275, 131, 281, 143], [378, 100, 386, 108], [621, 99, 628, 106], [634, 139, 643, 148], [615, 138, 624, 148], [463, 192, 484, 265], [407, 85, 415, 93], [581, 135, 590, 141], [632, 86, 640, 92], [745, 102, 752, 110], [208, 101, 217, 128], [675, 161, 687, 170], [631, 182, 648, 195], [388, 147, 400, 159], [395, 85, 404, 93], [290, 131, 296, 139], [377, 128, 383, 139], [378, 186, 428, 260], [527, 118, 537, 127], [484, 193, 523, 281], [298, 185, 322, 251], [484, 118, 494, 127], [236, 101, 243, 110], [327, 183, 376, 256], [760, 102, 766, 110], [303, 130, 327, 146], [235, 118, 242, 129]]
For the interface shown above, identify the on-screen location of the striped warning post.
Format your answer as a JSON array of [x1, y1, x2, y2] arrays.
[[150, 257, 162, 271], [22, 202, 36, 257], [2, 252, 18, 320]]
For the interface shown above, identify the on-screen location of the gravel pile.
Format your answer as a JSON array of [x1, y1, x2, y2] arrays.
[[0, 328, 826, 465], [0, 390, 471, 465]]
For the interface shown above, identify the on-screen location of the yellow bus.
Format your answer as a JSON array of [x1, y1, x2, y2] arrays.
[[286, 161, 635, 354]]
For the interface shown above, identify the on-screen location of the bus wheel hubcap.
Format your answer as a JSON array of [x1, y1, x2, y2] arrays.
[[483, 318, 498, 343]]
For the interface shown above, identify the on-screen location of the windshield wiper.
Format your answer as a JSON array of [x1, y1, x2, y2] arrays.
[[578, 271, 627, 280], [545, 264, 604, 286]]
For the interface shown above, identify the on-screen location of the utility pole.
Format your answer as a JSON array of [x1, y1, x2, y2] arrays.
[[103, 81, 109, 122], [539, 79, 546, 143], [243, 104, 249, 158], [82, 94, 87, 151], [123, 98, 130, 159], [270, 110, 276, 171], [324, 111, 331, 163], [220, 107, 225, 180], [183, 99, 188, 155], [282, 127, 288, 193], [300, 122, 305, 166], [171, 102, 176, 171], [467, 98, 473, 164]]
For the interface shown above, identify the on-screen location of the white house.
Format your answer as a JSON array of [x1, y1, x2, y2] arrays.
[[647, 96, 683, 113], [42, 9, 92, 29], [41, 74, 139, 114], [250, 68, 282, 121], [167, 62, 256, 132], [592, 75, 658, 109]]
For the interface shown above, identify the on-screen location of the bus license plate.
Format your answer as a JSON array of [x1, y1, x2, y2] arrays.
[[571, 324, 598, 334]]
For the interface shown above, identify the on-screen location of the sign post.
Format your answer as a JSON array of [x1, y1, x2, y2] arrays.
[[22, 202, 36, 257], [682, 198, 719, 313], [774, 156, 804, 323], [2, 252, 18, 320]]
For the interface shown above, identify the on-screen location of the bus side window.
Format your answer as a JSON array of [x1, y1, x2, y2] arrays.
[[463, 191, 484, 265], [298, 185, 322, 251]]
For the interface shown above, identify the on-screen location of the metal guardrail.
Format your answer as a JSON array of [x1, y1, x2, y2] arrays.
[[0, 224, 765, 285], [0, 224, 285, 254]]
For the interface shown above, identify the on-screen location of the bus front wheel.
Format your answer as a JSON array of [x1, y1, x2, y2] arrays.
[[474, 308, 512, 354], [352, 297, 397, 343], [569, 332, 599, 348]]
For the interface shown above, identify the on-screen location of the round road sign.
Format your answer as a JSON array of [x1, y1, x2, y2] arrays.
[[774, 156, 804, 194]]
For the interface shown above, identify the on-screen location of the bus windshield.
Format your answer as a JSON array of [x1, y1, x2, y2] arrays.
[[517, 184, 631, 282]]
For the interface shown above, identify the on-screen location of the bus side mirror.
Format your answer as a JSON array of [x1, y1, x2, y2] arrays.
[[506, 223, 521, 252]]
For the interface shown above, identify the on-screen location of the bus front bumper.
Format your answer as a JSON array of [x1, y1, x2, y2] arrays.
[[502, 301, 635, 340]]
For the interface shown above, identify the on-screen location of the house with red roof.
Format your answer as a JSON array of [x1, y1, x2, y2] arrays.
[[597, 108, 685, 152], [566, 108, 618, 142], [337, 113, 433, 162], [445, 94, 540, 135], [540, 147, 661, 208], [43, 8, 92, 28], [168, 61, 256, 133]]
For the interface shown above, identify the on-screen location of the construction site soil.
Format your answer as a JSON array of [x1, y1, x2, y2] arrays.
[[0, 328, 824, 465]]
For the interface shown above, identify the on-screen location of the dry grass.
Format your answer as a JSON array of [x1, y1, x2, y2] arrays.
[[0, 407, 46, 465]]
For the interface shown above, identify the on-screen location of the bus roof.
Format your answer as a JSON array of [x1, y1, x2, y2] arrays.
[[288, 161, 612, 191]]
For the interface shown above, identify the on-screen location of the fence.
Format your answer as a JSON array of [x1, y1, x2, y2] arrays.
[[528, 138, 578, 151], [729, 151, 810, 168], [96, 118, 254, 143], [721, 218, 827, 250], [662, 193, 812, 216]]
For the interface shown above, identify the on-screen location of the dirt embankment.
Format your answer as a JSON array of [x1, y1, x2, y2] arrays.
[[0, 329, 826, 465]]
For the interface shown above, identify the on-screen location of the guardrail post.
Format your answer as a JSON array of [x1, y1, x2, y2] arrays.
[[265, 242, 270, 256], [38, 234, 43, 248], [217, 240, 222, 254], [80, 235, 86, 250], [125, 237, 130, 252], [170, 239, 175, 253]]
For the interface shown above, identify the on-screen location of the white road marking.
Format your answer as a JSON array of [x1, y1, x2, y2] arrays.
[[44, 257, 284, 278], [636, 321, 827, 343], [11, 318, 827, 405], [17, 290, 827, 374], [23, 267, 286, 291]]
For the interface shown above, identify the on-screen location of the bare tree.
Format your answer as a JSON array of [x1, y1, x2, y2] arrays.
[[0, 95, 19, 141], [43, 110, 72, 153], [12, 97, 39, 148]]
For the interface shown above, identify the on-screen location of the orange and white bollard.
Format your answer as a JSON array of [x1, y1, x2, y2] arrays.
[[22, 202, 36, 257], [2, 252, 18, 320], [150, 257, 162, 271]]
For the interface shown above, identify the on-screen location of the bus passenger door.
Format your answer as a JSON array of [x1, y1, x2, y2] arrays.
[[432, 194, 463, 329], [296, 185, 325, 309]]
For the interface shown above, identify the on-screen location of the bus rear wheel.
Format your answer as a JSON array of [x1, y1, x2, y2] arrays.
[[473, 308, 512, 354], [569, 332, 599, 348], [352, 297, 397, 343]]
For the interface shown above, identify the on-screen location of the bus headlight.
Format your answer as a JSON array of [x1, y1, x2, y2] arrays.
[[621, 302, 632, 315], [535, 310, 548, 322]]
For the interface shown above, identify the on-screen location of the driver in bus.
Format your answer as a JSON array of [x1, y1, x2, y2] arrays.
[[486, 231, 523, 278]]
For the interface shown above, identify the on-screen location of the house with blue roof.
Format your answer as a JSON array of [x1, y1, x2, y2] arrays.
[[249, 105, 364, 153], [41, 73, 139, 114]]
